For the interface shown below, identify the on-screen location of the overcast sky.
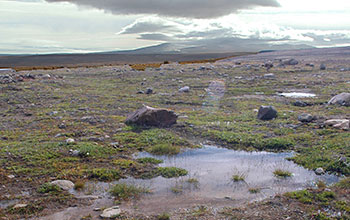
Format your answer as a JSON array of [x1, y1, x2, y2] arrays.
[[1, 0, 350, 54]]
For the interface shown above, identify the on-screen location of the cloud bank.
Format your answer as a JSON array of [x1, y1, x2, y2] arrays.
[[45, 0, 280, 18]]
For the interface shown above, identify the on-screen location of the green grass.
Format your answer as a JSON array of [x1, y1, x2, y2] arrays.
[[148, 144, 181, 155], [136, 157, 163, 164], [37, 183, 62, 194], [248, 188, 261, 194], [157, 167, 188, 178], [87, 168, 122, 181], [110, 183, 149, 200], [273, 169, 292, 178]]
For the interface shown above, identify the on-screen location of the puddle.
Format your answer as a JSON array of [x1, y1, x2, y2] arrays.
[[40, 145, 338, 218], [120, 145, 337, 214], [278, 92, 316, 98]]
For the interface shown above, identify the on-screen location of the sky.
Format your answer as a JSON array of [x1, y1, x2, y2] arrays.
[[1, 0, 350, 54]]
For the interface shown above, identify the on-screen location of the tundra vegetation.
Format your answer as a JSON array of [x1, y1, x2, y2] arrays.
[[1, 49, 350, 219]]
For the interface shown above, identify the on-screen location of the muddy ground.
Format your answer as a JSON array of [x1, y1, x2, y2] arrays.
[[1, 47, 350, 219]]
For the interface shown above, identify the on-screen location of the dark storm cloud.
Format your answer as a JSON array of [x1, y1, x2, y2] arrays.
[[45, 0, 280, 18]]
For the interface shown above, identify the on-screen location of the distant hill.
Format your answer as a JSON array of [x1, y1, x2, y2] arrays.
[[103, 40, 314, 54]]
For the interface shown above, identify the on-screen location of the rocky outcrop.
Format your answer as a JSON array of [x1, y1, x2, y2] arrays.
[[125, 105, 177, 127], [328, 93, 350, 106]]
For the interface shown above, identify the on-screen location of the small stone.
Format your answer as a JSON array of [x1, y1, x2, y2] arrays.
[[7, 175, 15, 179], [66, 138, 75, 144], [94, 208, 101, 211], [293, 100, 308, 107], [298, 113, 313, 123], [145, 88, 153, 94], [48, 111, 58, 116], [137, 90, 144, 94], [263, 73, 275, 79], [100, 206, 121, 219], [315, 168, 325, 175], [179, 86, 190, 93], [13, 204, 28, 209], [51, 180, 74, 191], [58, 124, 66, 129], [70, 149, 80, 157], [257, 106, 277, 120]]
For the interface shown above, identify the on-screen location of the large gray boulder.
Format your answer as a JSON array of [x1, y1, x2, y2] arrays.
[[257, 106, 277, 120], [328, 93, 350, 106], [125, 105, 177, 127]]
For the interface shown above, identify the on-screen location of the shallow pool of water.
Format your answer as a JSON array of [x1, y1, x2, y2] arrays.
[[121, 146, 337, 213], [279, 92, 316, 98], [41, 145, 339, 218]]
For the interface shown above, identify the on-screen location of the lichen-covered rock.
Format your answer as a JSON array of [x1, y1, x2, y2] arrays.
[[125, 105, 177, 127], [328, 93, 350, 106]]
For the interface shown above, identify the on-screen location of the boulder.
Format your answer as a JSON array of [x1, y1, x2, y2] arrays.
[[51, 180, 74, 191], [257, 106, 277, 120], [328, 93, 350, 106], [125, 105, 177, 127], [320, 63, 326, 70], [282, 59, 299, 65], [324, 119, 350, 130], [179, 86, 190, 93], [100, 206, 121, 219], [298, 113, 313, 123]]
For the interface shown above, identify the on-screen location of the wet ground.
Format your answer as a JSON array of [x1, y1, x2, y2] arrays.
[[39, 145, 338, 219]]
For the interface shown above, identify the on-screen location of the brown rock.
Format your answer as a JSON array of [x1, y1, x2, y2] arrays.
[[125, 105, 177, 127]]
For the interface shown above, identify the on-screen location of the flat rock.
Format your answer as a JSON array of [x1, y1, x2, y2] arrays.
[[125, 105, 177, 127], [51, 180, 74, 191], [257, 106, 277, 120], [13, 204, 27, 209], [100, 206, 121, 219], [324, 119, 350, 130], [328, 93, 350, 106]]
